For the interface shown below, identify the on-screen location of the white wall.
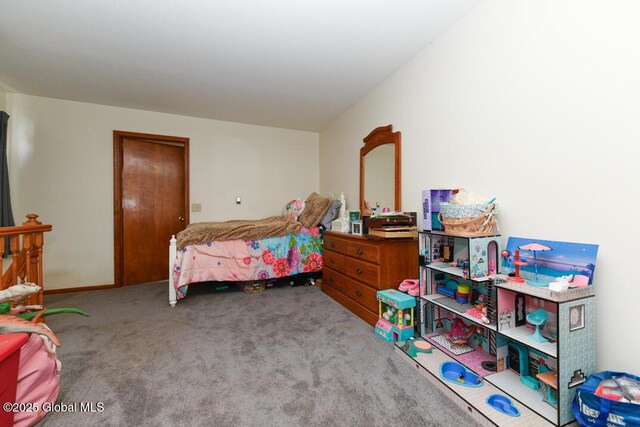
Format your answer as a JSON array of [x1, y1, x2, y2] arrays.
[[0, 89, 6, 111], [320, 0, 640, 372], [7, 94, 319, 290]]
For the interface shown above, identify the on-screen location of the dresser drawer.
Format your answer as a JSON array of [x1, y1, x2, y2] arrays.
[[323, 249, 345, 273], [321, 231, 418, 327], [344, 277, 378, 312], [345, 240, 380, 264], [322, 268, 346, 293], [345, 258, 380, 288], [324, 234, 346, 253]]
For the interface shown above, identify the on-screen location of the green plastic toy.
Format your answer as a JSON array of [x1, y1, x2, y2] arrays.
[[0, 303, 89, 319]]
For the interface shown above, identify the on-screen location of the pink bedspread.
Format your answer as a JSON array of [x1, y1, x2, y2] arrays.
[[173, 228, 323, 299]]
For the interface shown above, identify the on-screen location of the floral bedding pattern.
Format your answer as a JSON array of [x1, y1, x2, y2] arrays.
[[173, 227, 322, 299]]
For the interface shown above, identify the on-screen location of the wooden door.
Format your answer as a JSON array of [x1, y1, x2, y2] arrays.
[[114, 132, 189, 286]]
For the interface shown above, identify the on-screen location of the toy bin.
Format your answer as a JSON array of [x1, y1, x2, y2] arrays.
[[574, 371, 640, 427], [374, 289, 416, 342]]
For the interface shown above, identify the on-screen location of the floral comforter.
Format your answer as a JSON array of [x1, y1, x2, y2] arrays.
[[173, 227, 323, 299]]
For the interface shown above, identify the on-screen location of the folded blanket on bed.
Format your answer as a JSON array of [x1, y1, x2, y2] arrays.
[[176, 215, 302, 249]]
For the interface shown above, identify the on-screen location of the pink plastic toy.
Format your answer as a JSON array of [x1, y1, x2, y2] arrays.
[[506, 250, 527, 283], [445, 318, 477, 346], [398, 279, 420, 296], [571, 274, 590, 287]]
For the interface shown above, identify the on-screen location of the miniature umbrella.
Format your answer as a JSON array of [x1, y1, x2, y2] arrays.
[[518, 242, 552, 284]]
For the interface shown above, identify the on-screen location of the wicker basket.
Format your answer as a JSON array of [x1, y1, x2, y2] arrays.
[[440, 202, 487, 219], [438, 203, 497, 236]]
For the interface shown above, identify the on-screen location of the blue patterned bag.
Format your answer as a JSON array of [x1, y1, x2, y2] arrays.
[[573, 371, 640, 427]]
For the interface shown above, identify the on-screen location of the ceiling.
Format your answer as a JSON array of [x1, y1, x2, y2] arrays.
[[0, 0, 479, 131]]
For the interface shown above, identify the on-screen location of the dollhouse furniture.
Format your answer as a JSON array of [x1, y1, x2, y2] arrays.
[[486, 394, 521, 417], [570, 275, 589, 287], [444, 318, 476, 347], [506, 250, 527, 283], [405, 338, 433, 357], [527, 308, 549, 342], [374, 289, 416, 341], [439, 361, 483, 388], [498, 310, 511, 331], [537, 367, 559, 406], [395, 232, 597, 426], [322, 231, 417, 325]]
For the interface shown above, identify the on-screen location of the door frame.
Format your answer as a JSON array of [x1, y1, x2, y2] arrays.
[[113, 130, 190, 287]]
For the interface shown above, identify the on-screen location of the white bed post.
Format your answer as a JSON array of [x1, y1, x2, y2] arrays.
[[169, 235, 177, 307]]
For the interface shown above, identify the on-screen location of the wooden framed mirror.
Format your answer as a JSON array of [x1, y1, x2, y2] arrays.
[[359, 125, 401, 215]]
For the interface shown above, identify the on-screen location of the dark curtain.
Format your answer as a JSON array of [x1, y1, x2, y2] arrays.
[[1, 111, 15, 257]]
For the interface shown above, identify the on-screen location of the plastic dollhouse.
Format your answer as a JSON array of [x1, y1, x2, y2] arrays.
[[396, 232, 598, 426], [422, 230, 501, 280], [374, 289, 415, 342]]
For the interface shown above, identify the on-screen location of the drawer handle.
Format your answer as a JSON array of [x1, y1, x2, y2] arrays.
[[356, 268, 363, 275], [356, 290, 363, 297], [329, 276, 334, 283], [330, 241, 336, 248], [357, 248, 363, 255], [330, 257, 335, 263]]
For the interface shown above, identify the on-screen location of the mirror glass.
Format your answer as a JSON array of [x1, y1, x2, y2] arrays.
[[360, 125, 401, 215], [363, 144, 395, 212]]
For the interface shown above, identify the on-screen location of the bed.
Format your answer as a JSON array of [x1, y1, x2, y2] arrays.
[[168, 193, 340, 305]]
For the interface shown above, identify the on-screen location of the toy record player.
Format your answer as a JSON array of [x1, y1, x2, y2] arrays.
[[364, 212, 418, 238]]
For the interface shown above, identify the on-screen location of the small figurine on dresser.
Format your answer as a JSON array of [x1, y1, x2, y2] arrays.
[[330, 192, 350, 233]]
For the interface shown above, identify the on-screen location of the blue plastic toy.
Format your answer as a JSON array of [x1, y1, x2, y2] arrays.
[[439, 361, 483, 388], [374, 289, 416, 342], [527, 308, 549, 343], [487, 394, 520, 417], [508, 342, 540, 390]]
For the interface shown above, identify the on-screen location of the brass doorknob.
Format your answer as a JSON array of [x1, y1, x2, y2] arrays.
[[178, 216, 185, 221]]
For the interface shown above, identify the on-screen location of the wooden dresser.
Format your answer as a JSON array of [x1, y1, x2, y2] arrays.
[[322, 231, 418, 326]]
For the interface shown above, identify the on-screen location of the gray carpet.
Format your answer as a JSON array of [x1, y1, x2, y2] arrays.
[[41, 282, 479, 426]]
